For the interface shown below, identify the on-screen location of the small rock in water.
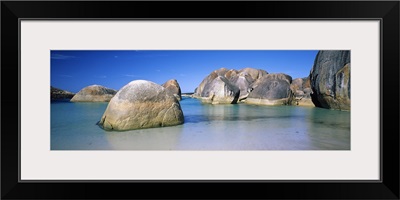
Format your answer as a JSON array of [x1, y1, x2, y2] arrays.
[[70, 85, 117, 102]]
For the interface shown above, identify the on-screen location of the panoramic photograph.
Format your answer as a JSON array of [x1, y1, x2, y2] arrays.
[[51, 50, 350, 150]]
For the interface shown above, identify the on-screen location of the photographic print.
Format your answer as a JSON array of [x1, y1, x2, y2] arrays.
[[51, 50, 351, 150], [3, 0, 396, 198]]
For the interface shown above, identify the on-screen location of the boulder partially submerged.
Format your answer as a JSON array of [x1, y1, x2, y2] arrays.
[[229, 71, 254, 101], [246, 73, 294, 105], [309, 50, 350, 110], [193, 68, 240, 104], [200, 75, 240, 104], [98, 80, 184, 131], [70, 85, 117, 102], [193, 68, 224, 99], [234, 68, 268, 101]]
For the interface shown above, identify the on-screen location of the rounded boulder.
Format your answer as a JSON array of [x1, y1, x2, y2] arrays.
[[98, 80, 184, 131], [246, 73, 294, 105]]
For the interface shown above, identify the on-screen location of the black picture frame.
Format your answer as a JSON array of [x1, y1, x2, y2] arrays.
[[2, 1, 399, 199]]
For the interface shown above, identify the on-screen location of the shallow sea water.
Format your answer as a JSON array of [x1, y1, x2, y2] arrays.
[[51, 97, 350, 150]]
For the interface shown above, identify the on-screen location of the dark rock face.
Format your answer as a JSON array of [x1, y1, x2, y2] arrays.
[[70, 85, 117, 102], [98, 80, 184, 131], [51, 86, 75, 100], [309, 50, 351, 110], [162, 79, 182, 101], [246, 73, 294, 105], [334, 64, 350, 105]]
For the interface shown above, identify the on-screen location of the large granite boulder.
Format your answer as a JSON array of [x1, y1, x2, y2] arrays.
[[200, 76, 240, 104], [98, 80, 184, 131], [193, 68, 240, 104], [309, 50, 350, 110], [51, 86, 75, 100], [70, 85, 117, 102], [162, 79, 182, 101], [246, 73, 294, 105], [193, 70, 219, 98], [229, 71, 254, 100]]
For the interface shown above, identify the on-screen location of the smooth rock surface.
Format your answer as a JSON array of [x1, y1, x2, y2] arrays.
[[194, 68, 241, 104], [70, 85, 117, 102], [98, 80, 184, 131], [193, 70, 219, 98], [229, 71, 254, 100], [309, 50, 351, 110], [246, 73, 294, 105], [200, 76, 240, 104]]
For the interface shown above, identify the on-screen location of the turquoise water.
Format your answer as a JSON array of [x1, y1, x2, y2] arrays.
[[51, 97, 350, 150]]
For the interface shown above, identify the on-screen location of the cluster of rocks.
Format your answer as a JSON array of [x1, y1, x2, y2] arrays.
[[193, 50, 350, 111], [52, 79, 184, 131], [193, 67, 295, 105]]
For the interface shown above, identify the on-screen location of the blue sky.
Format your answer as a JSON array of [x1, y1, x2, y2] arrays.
[[51, 50, 318, 93]]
